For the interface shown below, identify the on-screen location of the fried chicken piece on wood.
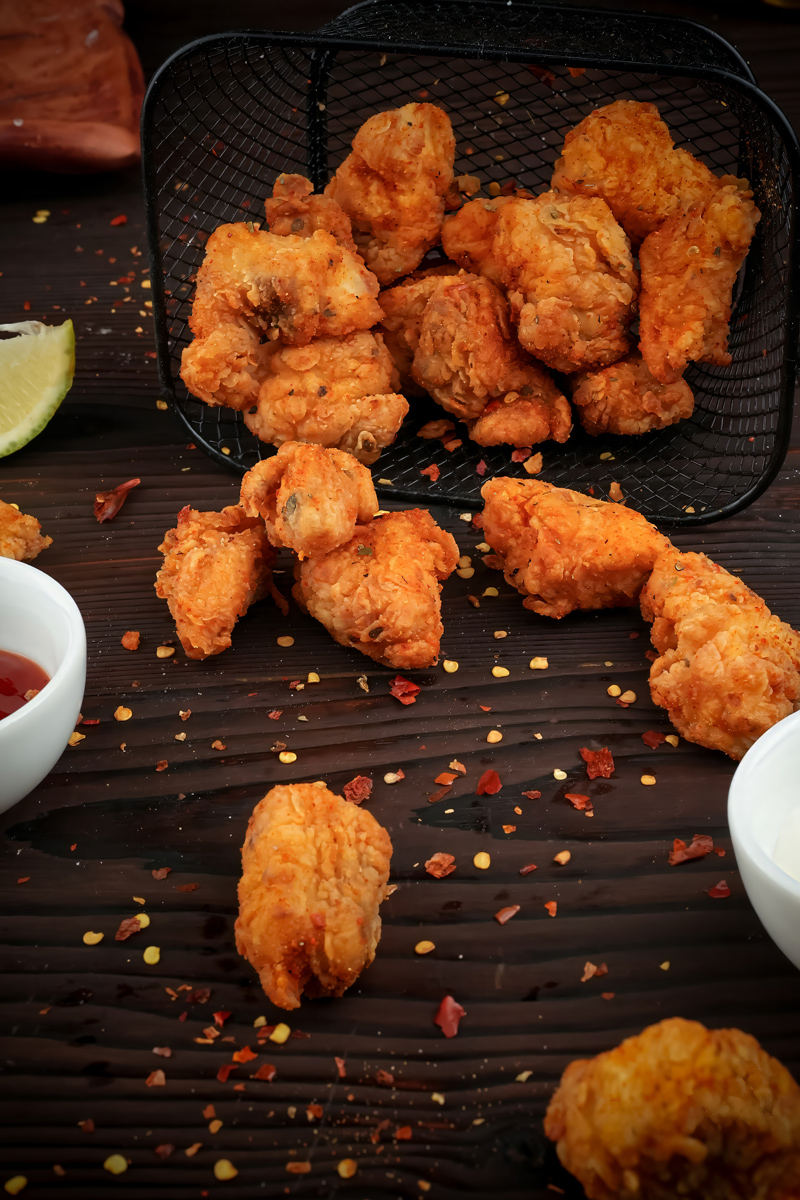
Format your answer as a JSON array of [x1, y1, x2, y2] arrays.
[[155, 505, 284, 660], [572, 352, 695, 435], [243, 330, 408, 465], [481, 478, 669, 619], [325, 102, 455, 285], [263, 172, 358, 254], [639, 181, 760, 384], [0, 498, 51, 561], [294, 509, 459, 668], [378, 263, 460, 395], [440, 195, 513, 284], [545, 1017, 800, 1200], [640, 549, 800, 760], [236, 782, 392, 1011], [239, 442, 378, 557]]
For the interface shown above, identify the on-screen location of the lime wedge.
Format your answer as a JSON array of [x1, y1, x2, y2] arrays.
[[0, 320, 75, 458]]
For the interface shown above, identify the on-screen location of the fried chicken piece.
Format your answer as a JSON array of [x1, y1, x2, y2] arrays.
[[0, 498, 51, 561], [468, 388, 570, 448], [545, 1017, 800, 1200], [242, 330, 408, 465], [155, 504, 284, 660], [325, 102, 455, 285], [180, 222, 382, 408], [263, 172, 358, 253], [640, 549, 800, 760], [378, 263, 460, 395], [236, 782, 392, 1011], [639, 181, 760, 383], [239, 442, 378, 557], [481, 478, 669, 619], [294, 509, 459, 668], [440, 195, 512, 284], [572, 352, 695, 435]]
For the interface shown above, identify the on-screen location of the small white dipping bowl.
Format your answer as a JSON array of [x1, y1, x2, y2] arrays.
[[728, 709, 800, 971], [0, 558, 86, 813]]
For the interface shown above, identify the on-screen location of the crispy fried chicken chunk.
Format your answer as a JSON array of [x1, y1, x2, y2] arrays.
[[264, 173, 358, 253], [481, 478, 669, 619], [239, 442, 378, 557], [325, 102, 455, 285], [0, 498, 52, 561], [242, 330, 408, 465], [378, 264, 460, 395], [545, 1017, 800, 1200], [440, 195, 512, 284], [639, 181, 760, 383], [294, 509, 459, 668], [572, 352, 695, 435], [640, 549, 800, 759], [236, 782, 393, 1011], [155, 505, 283, 660]]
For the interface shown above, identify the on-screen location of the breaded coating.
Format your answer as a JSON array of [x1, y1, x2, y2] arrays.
[[481, 478, 669, 619], [236, 783, 392, 1011], [155, 504, 282, 660], [0, 498, 52, 561], [263, 172, 358, 253], [468, 388, 570, 448], [572, 352, 695, 435], [639, 181, 760, 383], [242, 330, 408, 465], [545, 1017, 800, 1200], [440, 195, 512, 284], [492, 193, 637, 373], [551, 99, 723, 243], [378, 264, 460, 395], [641, 549, 800, 760], [294, 509, 459, 668], [325, 102, 455, 285], [239, 442, 378, 557]]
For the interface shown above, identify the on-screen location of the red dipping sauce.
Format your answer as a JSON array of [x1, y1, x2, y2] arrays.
[[0, 649, 50, 721]]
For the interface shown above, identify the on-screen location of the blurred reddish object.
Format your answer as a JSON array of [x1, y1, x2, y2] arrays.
[[0, 0, 144, 172]]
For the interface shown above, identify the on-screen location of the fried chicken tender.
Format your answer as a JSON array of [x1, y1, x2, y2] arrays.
[[294, 509, 459, 668], [481, 478, 669, 619], [544, 1017, 800, 1200], [325, 102, 455, 285], [263, 173, 358, 253], [440, 195, 512, 284], [639, 181, 760, 383], [378, 264, 460, 395], [0, 498, 51, 561], [572, 352, 695, 435], [239, 442, 378, 557], [236, 783, 393, 1011], [242, 330, 407, 465], [155, 505, 283, 660], [640, 549, 800, 760]]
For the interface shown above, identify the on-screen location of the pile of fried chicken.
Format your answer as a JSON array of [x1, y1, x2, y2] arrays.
[[179, 97, 760, 457]]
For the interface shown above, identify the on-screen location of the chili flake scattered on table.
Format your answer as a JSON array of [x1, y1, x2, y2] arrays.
[[519, 863, 538, 875], [175, 882, 199, 892], [121, 631, 140, 651], [521, 789, 541, 800], [434, 995, 466, 1038], [425, 853, 456, 878], [146, 1069, 166, 1087], [544, 901, 557, 917], [211, 740, 225, 751], [335, 1056, 346, 1078], [152, 867, 171, 879], [706, 880, 731, 899], [669, 834, 721, 865], [94, 477, 140, 522], [642, 730, 666, 749], [476, 769, 502, 795], [216, 1064, 237, 1083], [153, 1047, 171, 1058], [581, 962, 608, 982], [420, 464, 440, 482], [343, 775, 372, 804], [494, 905, 520, 925], [565, 793, 594, 815], [251, 1063, 276, 1081], [376, 1069, 394, 1086], [115, 916, 141, 941], [389, 675, 420, 705], [580, 746, 615, 778], [110, 214, 128, 226], [232, 1046, 257, 1064]]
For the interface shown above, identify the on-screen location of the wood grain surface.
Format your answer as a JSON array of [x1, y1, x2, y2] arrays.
[[2, 2, 800, 1197]]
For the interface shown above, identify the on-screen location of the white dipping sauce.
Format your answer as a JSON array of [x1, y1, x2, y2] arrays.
[[773, 807, 800, 884]]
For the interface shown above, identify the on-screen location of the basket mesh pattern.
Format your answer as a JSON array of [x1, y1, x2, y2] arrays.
[[143, 2, 798, 525]]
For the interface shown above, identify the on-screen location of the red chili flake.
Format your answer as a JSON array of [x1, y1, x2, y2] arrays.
[[645, 649, 658, 662], [146, 1069, 166, 1087], [568, 66, 586, 77], [476, 769, 502, 795], [565, 792, 593, 813], [544, 901, 557, 917], [494, 905, 520, 925], [175, 882, 199, 892], [511, 447, 531, 462], [376, 1069, 395, 1086], [581, 962, 608, 982], [213, 1011, 231, 1027], [527, 63, 556, 87], [307, 1103, 324, 1120], [434, 995, 466, 1038], [343, 775, 373, 805], [216, 1063, 237, 1083], [519, 863, 538, 876], [707, 880, 731, 899], [153, 1046, 172, 1058], [396, 1125, 412, 1139], [629, 631, 640, 639], [420, 464, 440, 482], [23, 301, 31, 311], [155, 760, 168, 772], [256, 1025, 276, 1040], [232, 1045, 257, 1064], [389, 675, 421, 705], [79, 1119, 95, 1133], [17, 877, 30, 885], [251, 1063, 276, 1081], [290, 1029, 311, 1039], [449, 759, 466, 774], [479, 705, 492, 712], [94, 477, 140, 522], [115, 916, 141, 941], [370, 1118, 391, 1143], [428, 785, 452, 803], [521, 789, 541, 800], [70, 843, 77, 851], [435, 771, 458, 786], [669, 834, 716, 866], [186, 988, 211, 1004], [110, 214, 128, 226], [334, 1056, 346, 1079], [472, 513, 484, 529], [154, 1144, 174, 1159], [178, 1011, 187, 1022], [81, 718, 100, 725], [203, 1105, 216, 1119], [476, 459, 487, 476], [211, 740, 226, 751], [601, 992, 615, 1001], [580, 747, 615, 779], [121, 630, 140, 651], [642, 730, 666, 749], [152, 867, 171, 880], [268, 710, 282, 720], [425, 853, 456, 878]]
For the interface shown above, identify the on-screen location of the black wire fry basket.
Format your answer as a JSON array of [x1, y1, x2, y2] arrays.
[[142, 0, 800, 526]]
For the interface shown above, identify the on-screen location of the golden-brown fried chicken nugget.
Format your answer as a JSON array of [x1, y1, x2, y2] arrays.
[[572, 352, 695, 435], [155, 505, 283, 660], [0, 498, 52, 561], [325, 102, 455, 285], [240, 442, 378, 557], [641, 549, 800, 760], [294, 509, 459, 668], [481, 478, 669, 619], [378, 264, 461, 395], [264, 173, 358, 253], [440, 195, 512, 284], [243, 331, 408, 465], [236, 782, 393, 1011], [639, 181, 760, 383], [545, 1017, 800, 1200], [468, 389, 571, 448]]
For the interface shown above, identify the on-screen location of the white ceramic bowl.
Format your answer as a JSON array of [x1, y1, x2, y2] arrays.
[[0, 558, 86, 813], [728, 709, 800, 971]]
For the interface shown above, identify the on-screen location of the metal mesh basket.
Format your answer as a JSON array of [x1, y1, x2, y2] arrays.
[[142, 0, 800, 526]]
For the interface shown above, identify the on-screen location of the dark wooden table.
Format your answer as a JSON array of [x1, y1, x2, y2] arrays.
[[2, 2, 800, 1197]]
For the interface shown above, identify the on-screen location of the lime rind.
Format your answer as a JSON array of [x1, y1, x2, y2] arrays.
[[0, 319, 75, 458]]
